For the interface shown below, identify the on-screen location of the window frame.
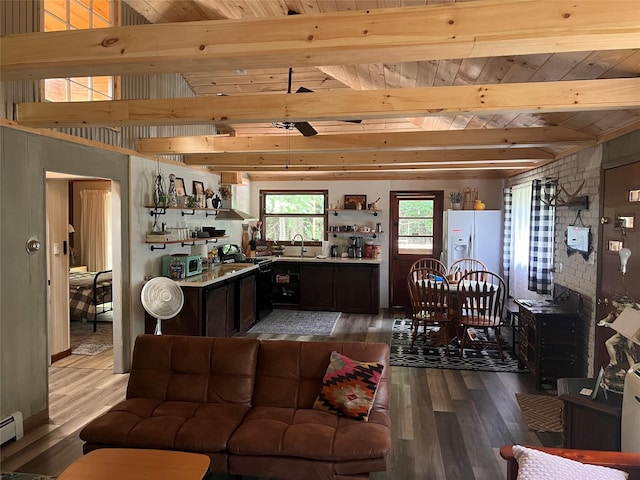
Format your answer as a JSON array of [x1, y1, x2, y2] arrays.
[[41, 0, 120, 103], [396, 193, 441, 255], [259, 189, 328, 246]]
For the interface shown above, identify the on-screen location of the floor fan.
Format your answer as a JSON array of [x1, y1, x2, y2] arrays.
[[141, 277, 184, 335]]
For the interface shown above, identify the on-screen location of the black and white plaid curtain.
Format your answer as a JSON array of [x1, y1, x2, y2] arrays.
[[528, 180, 555, 294], [502, 187, 513, 294]]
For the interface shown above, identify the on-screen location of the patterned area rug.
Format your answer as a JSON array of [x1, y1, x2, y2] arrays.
[[70, 320, 112, 355], [389, 318, 527, 373], [516, 393, 564, 432], [247, 309, 340, 336]]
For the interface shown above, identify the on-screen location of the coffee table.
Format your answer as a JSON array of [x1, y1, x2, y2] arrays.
[[58, 448, 210, 480]]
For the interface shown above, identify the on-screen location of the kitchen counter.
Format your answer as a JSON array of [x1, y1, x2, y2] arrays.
[[176, 256, 381, 288]]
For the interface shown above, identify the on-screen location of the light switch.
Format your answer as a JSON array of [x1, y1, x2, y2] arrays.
[[53, 243, 60, 255]]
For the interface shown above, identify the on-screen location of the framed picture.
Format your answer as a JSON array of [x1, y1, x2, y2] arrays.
[[193, 181, 205, 197], [174, 177, 185, 197], [344, 194, 366, 210]]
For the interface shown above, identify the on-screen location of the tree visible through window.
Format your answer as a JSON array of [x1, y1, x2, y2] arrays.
[[261, 191, 327, 244], [43, 0, 116, 102], [398, 199, 435, 254]]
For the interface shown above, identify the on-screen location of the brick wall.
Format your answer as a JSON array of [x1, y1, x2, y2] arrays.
[[508, 144, 602, 373]]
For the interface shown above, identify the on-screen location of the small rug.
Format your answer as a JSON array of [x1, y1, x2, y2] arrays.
[[516, 393, 564, 433], [247, 309, 340, 336], [389, 318, 526, 373], [70, 321, 112, 355]]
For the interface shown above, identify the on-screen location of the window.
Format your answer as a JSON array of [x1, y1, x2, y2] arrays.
[[43, 0, 117, 102], [397, 197, 436, 254], [260, 190, 327, 244]]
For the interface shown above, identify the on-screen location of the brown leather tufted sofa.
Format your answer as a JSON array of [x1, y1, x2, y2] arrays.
[[80, 335, 391, 480]]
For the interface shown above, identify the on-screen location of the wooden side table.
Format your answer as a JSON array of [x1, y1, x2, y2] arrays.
[[58, 448, 210, 480], [558, 378, 623, 452]]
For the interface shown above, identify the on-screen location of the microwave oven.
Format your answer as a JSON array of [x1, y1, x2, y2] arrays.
[[162, 254, 202, 278]]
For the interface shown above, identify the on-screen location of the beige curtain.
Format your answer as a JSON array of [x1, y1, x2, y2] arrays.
[[80, 189, 112, 271]]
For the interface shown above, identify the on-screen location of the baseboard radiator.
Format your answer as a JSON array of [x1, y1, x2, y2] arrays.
[[0, 411, 24, 444]]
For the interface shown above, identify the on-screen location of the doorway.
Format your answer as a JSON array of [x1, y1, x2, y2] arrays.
[[389, 191, 444, 308], [595, 161, 640, 372]]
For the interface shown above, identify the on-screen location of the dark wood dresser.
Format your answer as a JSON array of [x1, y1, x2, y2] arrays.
[[516, 300, 579, 390], [558, 378, 623, 451]]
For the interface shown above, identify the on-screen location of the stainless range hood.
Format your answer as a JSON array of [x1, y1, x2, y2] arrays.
[[215, 208, 257, 221]]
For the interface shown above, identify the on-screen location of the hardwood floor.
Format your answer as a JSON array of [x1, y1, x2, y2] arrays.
[[0, 311, 561, 479]]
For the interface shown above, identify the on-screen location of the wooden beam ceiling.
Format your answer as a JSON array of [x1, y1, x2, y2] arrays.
[[137, 127, 594, 154], [183, 148, 554, 167], [16, 78, 640, 128], [2, 1, 639, 80]]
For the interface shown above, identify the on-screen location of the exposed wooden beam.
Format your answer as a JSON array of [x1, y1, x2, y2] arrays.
[[184, 148, 553, 167], [137, 127, 593, 154], [3, 1, 639, 80], [210, 162, 539, 172], [245, 170, 512, 182], [16, 79, 640, 128]]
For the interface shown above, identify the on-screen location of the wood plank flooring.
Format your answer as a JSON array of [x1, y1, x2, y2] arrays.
[[0, 311, 561, 479]]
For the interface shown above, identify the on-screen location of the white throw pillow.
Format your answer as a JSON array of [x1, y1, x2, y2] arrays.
[[513, 445, 629, 480]]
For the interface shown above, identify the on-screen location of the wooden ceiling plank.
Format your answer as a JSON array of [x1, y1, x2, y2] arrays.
[[4, 1, 640, 80], [600, 49, 640, 78], [563, 49, 640, 81], [17, 78, 640, 128], [137, 127, 594, 154]]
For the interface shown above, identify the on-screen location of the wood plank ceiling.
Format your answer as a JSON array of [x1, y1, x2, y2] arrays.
[[7, 0, 640, 181]]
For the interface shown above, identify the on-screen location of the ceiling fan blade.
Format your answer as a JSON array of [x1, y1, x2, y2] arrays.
[[294, 122, 318, 137]]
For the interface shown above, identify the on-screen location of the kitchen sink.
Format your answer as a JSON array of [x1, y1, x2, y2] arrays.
[[213, 263, 254, 274]]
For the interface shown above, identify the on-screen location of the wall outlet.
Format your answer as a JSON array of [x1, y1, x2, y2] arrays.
[[555, 262, 563, 273], [53, 243, 60, 255]]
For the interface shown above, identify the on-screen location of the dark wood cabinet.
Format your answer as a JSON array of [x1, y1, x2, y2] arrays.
[[334, 265, 379, 314], [144, 270, 255, 337], [558, 378, 622, 451], [298, 262, 379, 314], [517, 301, 579, 390], [272, 264, 301, 306], [300, 264, 334, 310]]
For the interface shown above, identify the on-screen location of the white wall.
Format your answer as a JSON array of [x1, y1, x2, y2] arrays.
[[249, 178, 505, 307]]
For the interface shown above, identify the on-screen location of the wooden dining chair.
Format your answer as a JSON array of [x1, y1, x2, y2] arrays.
[[407, 267, 455, 354], [456, 270, 507, 360], [449, 258, 488, 280], [409, 257, 447, 276]]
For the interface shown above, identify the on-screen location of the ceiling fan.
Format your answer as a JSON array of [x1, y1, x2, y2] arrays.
[[271, 67, 363, 137], [271, 10, 362, 137]]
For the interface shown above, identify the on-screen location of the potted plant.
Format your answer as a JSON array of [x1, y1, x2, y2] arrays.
[[448, 191, 464, 209]]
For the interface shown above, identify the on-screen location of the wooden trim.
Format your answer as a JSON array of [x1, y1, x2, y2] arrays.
[[51, 348, 71, 364]]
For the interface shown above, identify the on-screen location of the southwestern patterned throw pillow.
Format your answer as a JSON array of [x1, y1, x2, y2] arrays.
[[313, 351, 384, 421]]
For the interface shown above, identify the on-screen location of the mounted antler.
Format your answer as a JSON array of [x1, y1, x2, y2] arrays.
[[541, 180, 588, 208]]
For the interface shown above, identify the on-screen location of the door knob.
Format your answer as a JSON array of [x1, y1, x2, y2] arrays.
[[26, 237, 41, 254]]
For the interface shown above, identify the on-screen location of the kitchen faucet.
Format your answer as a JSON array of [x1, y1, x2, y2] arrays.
[[291, 234, 304, 257]]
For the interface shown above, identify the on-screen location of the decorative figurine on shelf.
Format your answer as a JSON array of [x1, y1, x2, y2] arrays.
[[211, 194, 222, 209], [167, 173, 178, 207], [204, 188, 215, 208], [153, 173, 167, 207]]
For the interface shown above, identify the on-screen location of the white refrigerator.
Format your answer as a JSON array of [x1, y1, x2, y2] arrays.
[[442, 210, 503, 275]]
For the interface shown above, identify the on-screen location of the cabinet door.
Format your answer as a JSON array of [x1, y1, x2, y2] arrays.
[[226, 281, 237, 336], [238, 273, 256, 334], [145, 287, 203, 335], [334, 265, 379, 313], [205, 284, 228, 338], [300, 264, 334, 310]]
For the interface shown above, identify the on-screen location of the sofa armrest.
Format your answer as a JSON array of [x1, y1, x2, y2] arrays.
[[500, 445, 640, 480]]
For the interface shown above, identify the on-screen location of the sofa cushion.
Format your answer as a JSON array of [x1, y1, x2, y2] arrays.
[[80, 398, 250, 453], [227, 406, 391, 462], [127, 335, 259, 406], [312, 351, 383, 421]]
